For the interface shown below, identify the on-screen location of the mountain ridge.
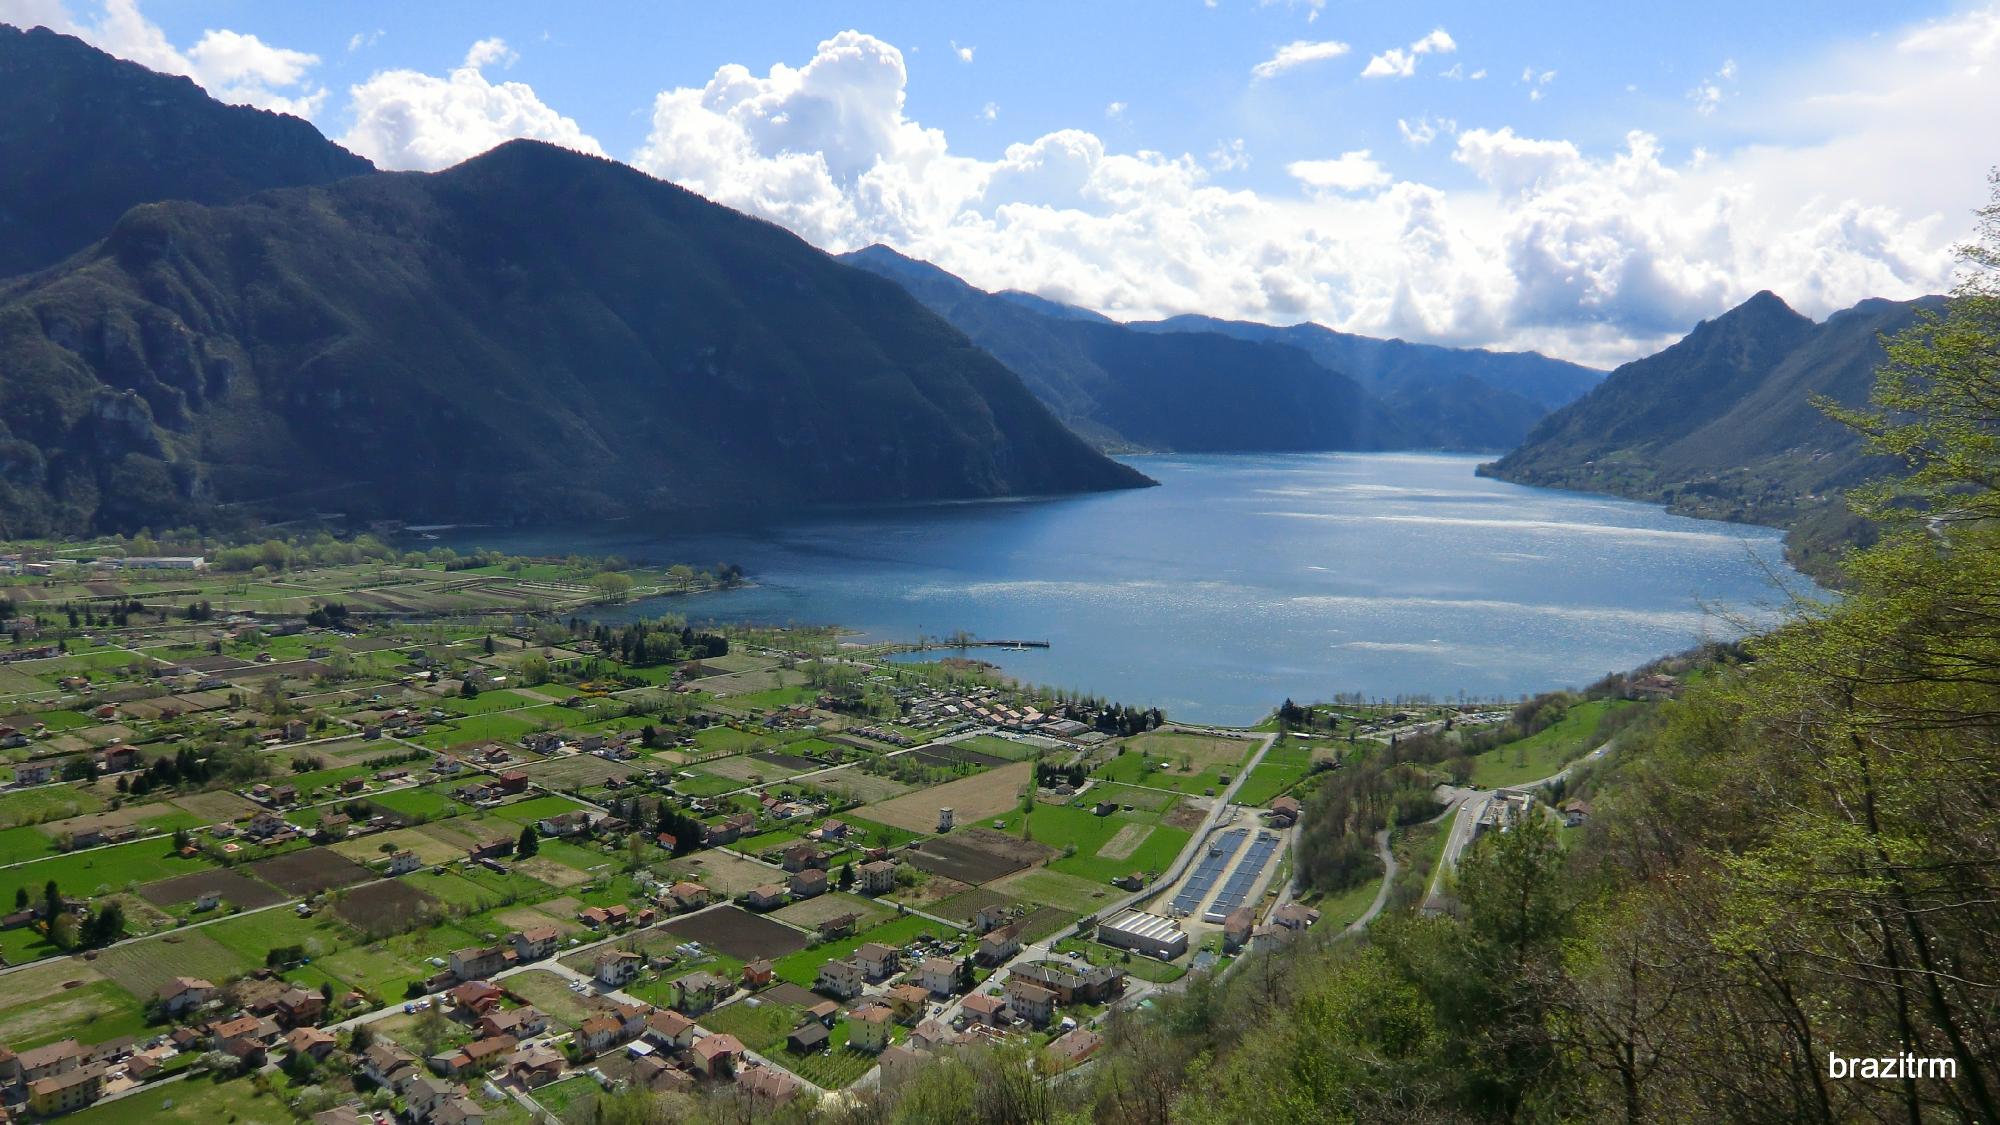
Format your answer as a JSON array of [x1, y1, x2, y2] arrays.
[[842, 243, 1603, 452], [0, 23, 376, 279], [1482, 288, 1943, 576], [0, 139, 1149, 534]]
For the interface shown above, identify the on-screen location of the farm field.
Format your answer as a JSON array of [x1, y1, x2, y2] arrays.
[[335, 878, 444, 936], [904, 827, 1052, 885], [519, 754, 639, 789], [330, 826, 464, 865], [0, 785, 105, 830], [992, 867, 1124, 916], [0, 976, 146, 1050], [1232, 741, 1315, 805], [661, 905, 810, 962], [791, 767, 909, 803], [136, 868, 286, 910], [857, 760, 1034, 833], [247, 847, 374, 895], [0, 837, 217, 910], [663, 851, 781, 896], [92, 927, 251, 999], [771, 891, 893, 931]]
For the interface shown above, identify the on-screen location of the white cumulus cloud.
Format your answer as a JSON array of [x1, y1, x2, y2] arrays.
[[339, 38, 603, 171], [1288, 151, 1391, 192], [625, 24, 1972, 366]]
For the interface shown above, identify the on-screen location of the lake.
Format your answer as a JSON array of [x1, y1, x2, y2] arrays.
[[438, 453, 1817, 725]]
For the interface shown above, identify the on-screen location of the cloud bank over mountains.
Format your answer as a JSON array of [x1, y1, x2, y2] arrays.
[[4, 0, 1993, 365]]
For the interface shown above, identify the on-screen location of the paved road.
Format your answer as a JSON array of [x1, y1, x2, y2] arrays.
[[1343, 828, 1396, 936], [1423, 736, 1617, 910]]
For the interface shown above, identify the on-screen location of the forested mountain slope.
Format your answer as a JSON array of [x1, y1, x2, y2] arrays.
[[0, 24, 374, 278], [843, 244, 1597, 452], [0, 141, 1149, 533]]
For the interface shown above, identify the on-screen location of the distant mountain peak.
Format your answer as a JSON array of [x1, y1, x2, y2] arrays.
[[842, 247, 1603, 453], [1484, 291, 1939, 562], [1703, 289, 1810, 330]]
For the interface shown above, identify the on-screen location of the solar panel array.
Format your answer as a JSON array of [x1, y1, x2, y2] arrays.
[[1203, 832, 1280, 921], [1171, 828, 1247, 915]]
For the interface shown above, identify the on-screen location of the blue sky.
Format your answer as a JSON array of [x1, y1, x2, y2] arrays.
[[8, 0, 1994, 364]]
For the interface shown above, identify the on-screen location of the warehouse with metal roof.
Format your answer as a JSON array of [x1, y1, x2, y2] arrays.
[[1097, 909, 1188, 961]]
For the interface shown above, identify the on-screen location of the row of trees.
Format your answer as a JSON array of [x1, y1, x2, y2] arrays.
[[13, 879, 124, 949]]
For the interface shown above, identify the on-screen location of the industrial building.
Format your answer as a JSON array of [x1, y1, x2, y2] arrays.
[[1097, 909, 1188, 961]]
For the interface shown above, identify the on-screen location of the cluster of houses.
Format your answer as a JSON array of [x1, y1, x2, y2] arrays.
[[0, 1030, 191, 1118], [897, 685, 1088, 740], [434, 972, 801, 1109], [0, 971, 353, 1119], [1220, 901, 1322, 953]]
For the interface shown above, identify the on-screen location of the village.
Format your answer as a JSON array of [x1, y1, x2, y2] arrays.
[[0, 544, 1330, 1123]]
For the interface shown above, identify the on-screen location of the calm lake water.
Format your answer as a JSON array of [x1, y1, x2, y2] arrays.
[[439, 453, 1816, 725]]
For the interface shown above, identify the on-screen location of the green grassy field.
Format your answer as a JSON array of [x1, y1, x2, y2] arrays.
[[779, 1019, 886, 1088], [64, 1071, 295, 1124], [690, 726, 767, 754], [0, 785, 105, 830], [202, 906, 355, 966], [365, 785, 465, 822], [833, 815, 922, 850], [992, 803, 1191, 884], [690, 996, 803, 1052], [436, 689, 536, 715], [1314, 871, 1382, 929], [671, 768, 745, 798], [996, 867, 1121, 915], [411, 711, 548, 749], [0, 977, 149, 1049], [1468, 700, 1631, 787], [0, 836, 217, 906], [1089, 752, 1231, 796], [488, 794, 593, 825], [0, 823, 56, 864], [1232, 742, 1315, 805], [770, 913, 961, 987]]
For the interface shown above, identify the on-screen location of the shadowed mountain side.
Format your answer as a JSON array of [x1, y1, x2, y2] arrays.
[[0, 141, 1151, 534], [0, 23, 375, 279]]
